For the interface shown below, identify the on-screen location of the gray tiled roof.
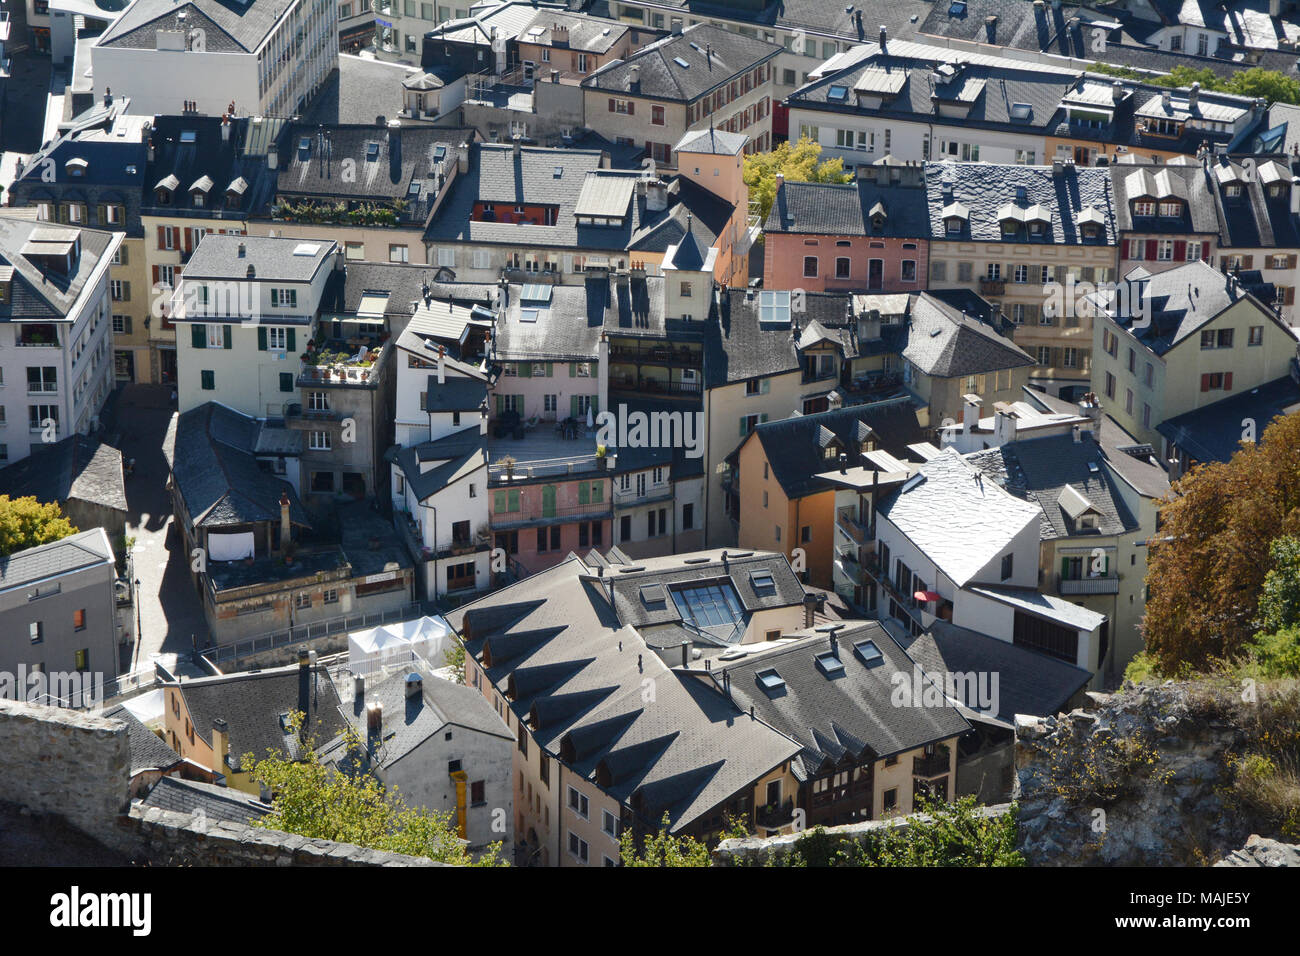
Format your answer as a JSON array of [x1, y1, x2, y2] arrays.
[[712, 623, 970, 779], [702, 289, 802, 387], [140, 115, 282, 222], [966, 584, 1107, 631], [386, 427, 486, 503], [0, 215, 117, 322], [674, 128, 748, 156], [446, 554, 803, 833], [583, 23, 781, 102], [140, 776, 272, 825], [0, 435, 126, 514], [900, 293, 1035, 378], [519, 10, 630, 54], [876, 447, 1042, 587], [1110, 259, 1256, 355], [98, 0, 294, 53], [749, 399, 927, 499], [173, 663, 346, 773], [165, 403, 309, 529], [102, 704, 183, 776], [0, 528, 114, 588], [302, 56, 442, 127], [924, 162, 1118, 245], [766, 178, 931, 237], [1157, 375, 1300, 465], [182, 234, 335, 284], [495, 279, 608, 361], [965, 434, 1139, 540], [900, 621, 1092, 727], [587, 0, 932, 42], [1110, 162, 1220, 235]]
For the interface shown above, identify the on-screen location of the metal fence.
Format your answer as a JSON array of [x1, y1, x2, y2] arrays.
[[198, 601, 435, 667]]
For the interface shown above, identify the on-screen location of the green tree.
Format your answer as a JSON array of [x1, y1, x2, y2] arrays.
[[0, 495, 78, 557], [444, 638, 467, 685], [245, 712, 505, 866], [1256, 536, 1300, 635], [619, 812, 712, 867], [1224, 67, 1300, 106], [1084, 63, 1300, 105], [743, 135, 852, 225]]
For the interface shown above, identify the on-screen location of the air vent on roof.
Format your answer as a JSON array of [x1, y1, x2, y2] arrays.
[[682, 556, 711, 564], [815, 651, 845, 676], [673, 57, 690, 68], [640, 583, 667, 605], [756, 668, 785, 692], [853, 639, 884, 666]]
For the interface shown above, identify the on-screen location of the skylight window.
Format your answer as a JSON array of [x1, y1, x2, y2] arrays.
[[949, 0, 967, 15], [1010, 103, 1033, 121], [815, 651, 845, 676], [407, 182, 422, 197], [520, 309, 539, 323], [828, 85, 849, 101], [433, 144, 447, 161], [671, 582, 744, 630], [674, 56, 690, 68], [293, 242, 321, 256], [640, 583, 667, 605], [853, 639, 884, 666], [180, 130, 197, 144], [554, 166, 564, 178], [520, 283, 553, 304], [749, 569, 776, 594], [299, 137, 311, 151], [758, 290, 791, 325], [366, 142, 380, 161], [756, 668, 786, 692]]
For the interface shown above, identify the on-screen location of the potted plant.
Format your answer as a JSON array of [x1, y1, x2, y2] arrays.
[[499, 454, 516, 483]]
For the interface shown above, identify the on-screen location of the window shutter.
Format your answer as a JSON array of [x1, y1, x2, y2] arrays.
[[627, 101, 634, 116], [545, 362, 553, 377], [184, 229, 193, 254], [1289, 255, 1298, 270], [280, 372, 293, 393], [192, 324, 206, 349], [157, 226, 167, 249], [1242, 255, 1253, 269], [578, 482, 589, 504], [1173, 240, 1186, 260], [123, 317, 133, 334], [570, 395, 579, 418], [118, 244, 128, 266], [519, 363, 532, 377], [1120, 239, 1129, 259], [494, 490, 506, 513], [223, 325, 232, 349], [496, 394, 505, 414], [287, 329, 296, 352], [1287, 287, 1295, 306], [760, 378, 770, 394], [1145, 240, 1157, 260], [1061, 557, 1070, 576], [122, 281, 130, 301], [1224, 372, 1233, 391], [608, 98, 615, 112], [509, 489, 520, 511], [257, 327, 268, 351], [1200, 373, 1210, 392], [590, 395, 598, 414], [740, 417, 748, 437], [152, 266, 161, 284]]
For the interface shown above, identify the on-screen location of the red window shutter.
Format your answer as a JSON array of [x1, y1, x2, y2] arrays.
[[157, 225, 166, 249], [608, 98, 615, 112], [152, 265, 160, 284], [184, 229, 192, 253], [1202, 245, 1210, 262], [1173, 240, 1186, 260], [1287, 287, 1296, 306], [1200, 373, 1211, 392], [1224, 372, 1233, 391], [1289, 255, 1298, 270], [627, 101, 634, 116], [1145, 240, 1158, 260], [1120, 239, 1129, 258], [1242, 255, 1253, 269]]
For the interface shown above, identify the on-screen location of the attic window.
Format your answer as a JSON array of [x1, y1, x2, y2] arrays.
[[433, 144, 447, 161], [828, 85, 849, 101], [853, 639, 884, 666], [758, 290, 791, 324], [293, 243, 321, 256], [180, 130, 197, 144], [366, 142, 381, 161], [1010, 103, 1032, 121], [815, 651, 845, 676], [673, 57, 690, 68], [756, 668, 785, 692], [749, 569, 776, 593], [299, 137, 311, 151], [520, 309, 539, 323], [553, 166, 563, 178]]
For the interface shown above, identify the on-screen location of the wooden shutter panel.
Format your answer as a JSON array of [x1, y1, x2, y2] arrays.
[[257, 327, 267, 351], [578, 482, 589, 504], [1173, 240, 1186, 260], [1242, 255, 1253, 269], [1120, 239, 1129, 259], [157, 226, 167, 249], [123, 316, 132, 334], [184, 229, 193, 254], [1145, 240, 1158, 260], [608, 98, 615, 112], [152, 266, 161, 284], [496, 394, 505, 414], [1289, 255, 1298, 270], [519, 363, 532, 377], [192, 324, 206, 349], [1201, 373, 1211, 392], [590, 395, 598, 414], [223, 325, 232, 349], [570, 395, 579, 418], [121, 281, 130, 301], [627, 101, 634, 116], [494, 490, 506, 513], [287, 329, 296, 352], [1224, 372, 1233, 391], [118, 244, 128, 266], [1286, 287, 1295, 306]]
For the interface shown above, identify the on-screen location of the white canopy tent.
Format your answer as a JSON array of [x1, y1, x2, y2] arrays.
[[346, 615, 454, 675]]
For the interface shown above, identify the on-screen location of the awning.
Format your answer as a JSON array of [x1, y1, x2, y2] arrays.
[[914, 590, 942, 603]]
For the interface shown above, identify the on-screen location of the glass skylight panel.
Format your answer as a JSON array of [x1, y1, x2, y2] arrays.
[[815, 651, 845, 676], [671, 583, 743, 629], [366, 142, 381, 161], [749, 569, 776, 593], [756, 668, 785, 692], [828, 85, 849, 101], [758, 290, 791, 324], [853, 639, 884, 666]]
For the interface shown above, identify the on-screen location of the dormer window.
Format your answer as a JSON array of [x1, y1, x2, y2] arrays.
[[65, 158, 88, 178], [1158, 201, 1181, 217], [1268, 183, 1287, 199], [1224, 183, 1242, 198], [1133, 200, 1155, 217], [946, 218, 962, 234]]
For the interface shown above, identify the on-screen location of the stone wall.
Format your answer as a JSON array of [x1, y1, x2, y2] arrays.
[[0, 699, 129, 841], [0, 699, 451, 866]]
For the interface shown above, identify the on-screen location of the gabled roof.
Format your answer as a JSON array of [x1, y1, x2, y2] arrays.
[[0, 215, 117, 322], [96, 0, 294, 54], [582, 23, 781, 103], [164, 403, 309, 529], [900, 293, 1035, 378], [765, 177, 931, 237], [445, 554, 803, 832], [710, 623, 969, 779], [0, 435, 126, 514], [140, 114, 281, 220], [1106, 259, 1268, 355], [140, 776, 272, 824], [0, 528, 114, 590], [875, 447, 1041, 587], [1109, 161, 1224, 236], [103, 704, 183, 776], [386, 428, 487, 503], [674, 127, 748, 156]]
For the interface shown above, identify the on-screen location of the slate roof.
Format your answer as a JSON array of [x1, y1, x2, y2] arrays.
[[172, 663, 346, 773], [140, 776, 272, 825], [164, 403, 309, 530], [965, 434, 1139, 540], [1025, 389, 1171, 500], [336, 666, 510, 769], [336, 498, 414, 580], [518, 10, 630, 53], [317, 261, 497, 320], [587, 0, 932, 41], [900, 621, 1092, 727], [495, 279, 607, 361], [1204, 156, 1300, 250], [966, 584, 1108, 631], [702, 289, 803, 388], [626, 176, 735, 255], [1156, 375, 1300, 464], [301, 55, 443, 126], [747, 399, 927, 499], [386, 427, 487, 503], [765, 177, 931, 237], [1107, 259, 1262, 355], [582, 23, 781, 102], [0, 528, 114, 589], [924, 161, 1118, 245], [182, 234, 335, 285], [875, 447, 1042, 588], [103, 705, 183, 776], [140, 115, 282, 222], [710, 623, 969, 779], [674, 128, 748, 156], [1110, 161, 1220, 235], [0, 435, 126, 514], [97, 0, 295, 52], [0, 215, 117, 323], [446, 553, 803, 832], [900, 293, 1035, 378]]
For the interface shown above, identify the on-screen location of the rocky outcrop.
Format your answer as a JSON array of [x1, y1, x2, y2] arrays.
[[1015, 681, 1295, 866], [1214, 835, 1300, 867]]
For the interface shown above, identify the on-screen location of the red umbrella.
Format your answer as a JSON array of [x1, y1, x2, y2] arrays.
[[914, 590, 941, 603]]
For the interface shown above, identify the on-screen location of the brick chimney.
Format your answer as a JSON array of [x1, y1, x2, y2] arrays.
[[211, 717, 229, 779], [279, 492, 291, 551]]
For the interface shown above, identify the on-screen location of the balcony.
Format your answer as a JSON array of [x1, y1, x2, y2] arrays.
[[913, 747, 950, 779], [841, 369, 903, 399], [978, 278, 1006, 296], [298, 336, 388, 388], [609, 372, 701, 397], [16, 324, 60, 348], [608, 342, 702, 367], [283, 403, 345, 424], [1057, 572, 1120, 595], [836, 507, 870, 545]]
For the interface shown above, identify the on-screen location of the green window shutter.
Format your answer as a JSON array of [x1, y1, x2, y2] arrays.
[[509, 489, 520, 512], [223, 325, 232, 349], [201, 370, 215, 390], [257, 327, 268, 351], [740, 417, 748, 437], [578, 482, 589, 504], [760, 378, 770, 394], [1061, 557, 1070, 576], [760, 413, 769, 423], [570, 362, 577, 377], [287, 329, 296, 352], [496, 394, 505, 414], [592, 481, 603, 503], [494, 490, 506, 513], [192, 324, 206, 349], [519, 363, 532, 378], [590, 396, 598, 415], [279, 372, 293, 393], [571, 396, 579, 418]]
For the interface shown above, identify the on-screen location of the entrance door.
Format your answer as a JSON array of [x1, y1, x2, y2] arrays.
[[115, 350, 136, 382], [159, 349, 177, 384]]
